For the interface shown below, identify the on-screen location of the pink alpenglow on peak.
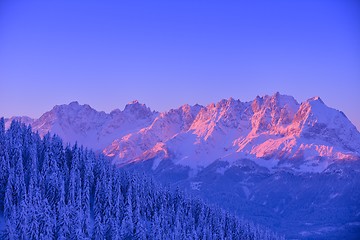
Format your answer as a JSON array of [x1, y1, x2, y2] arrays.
[[103, 93, 360, 172], [5, 93, 360, 172], [123, 100, 156, 119]]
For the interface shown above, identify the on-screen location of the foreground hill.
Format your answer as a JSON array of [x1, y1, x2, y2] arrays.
[[4, 93, 360, 238], [0, 120, 282, 239]]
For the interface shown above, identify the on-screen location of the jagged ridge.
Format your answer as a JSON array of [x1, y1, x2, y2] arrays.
[[5, 93, 360, 172]]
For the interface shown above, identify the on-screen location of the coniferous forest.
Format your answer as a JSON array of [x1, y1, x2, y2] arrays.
[[0, 119, 283, 240]]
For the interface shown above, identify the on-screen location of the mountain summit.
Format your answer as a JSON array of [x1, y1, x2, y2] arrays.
[[103, 93, 360, 172], [5, 94, 360, 172]]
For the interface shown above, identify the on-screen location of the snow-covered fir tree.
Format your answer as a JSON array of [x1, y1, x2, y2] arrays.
[[0, 119, 283, 239]]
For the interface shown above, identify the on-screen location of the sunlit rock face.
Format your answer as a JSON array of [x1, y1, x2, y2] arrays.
[[6, 93, 360, 172], [5, 93, 360, 239], [103, 93, 360, 172]]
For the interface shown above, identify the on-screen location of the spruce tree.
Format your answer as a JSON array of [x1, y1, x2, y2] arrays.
[[57, 179, 70, 240], [120, 185, 134, 239], [0, 121, 284, 240]]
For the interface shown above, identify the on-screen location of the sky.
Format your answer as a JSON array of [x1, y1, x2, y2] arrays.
[[0, 0, 359, 129]]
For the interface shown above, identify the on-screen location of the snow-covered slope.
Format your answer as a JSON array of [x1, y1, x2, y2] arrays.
[[5, 93, 360, 172], [105, 93, 360, 172], [5, 116, 34, 129], [4, 93, 360, 239], [28, 101, 158, 150]]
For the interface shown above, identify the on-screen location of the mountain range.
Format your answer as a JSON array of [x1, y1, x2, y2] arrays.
[[6, 93, 360, 173], [4, 93, 360, 239]]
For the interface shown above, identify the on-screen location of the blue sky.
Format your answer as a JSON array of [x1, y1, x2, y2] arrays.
[[0, 0, 359, 129]]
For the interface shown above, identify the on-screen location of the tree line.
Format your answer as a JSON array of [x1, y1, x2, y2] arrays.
[[0, 119, 283, 239]]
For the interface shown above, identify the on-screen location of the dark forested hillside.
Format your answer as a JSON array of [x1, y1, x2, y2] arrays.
[[0, 119, 282, 239]]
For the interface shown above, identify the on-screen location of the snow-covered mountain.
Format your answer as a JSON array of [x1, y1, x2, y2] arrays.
[[6, 100, 158, 150], [4, 93, 360, 239], [5, 93, 360, 172], [4, 116, 34, 129], [104, 93, 360, 172]]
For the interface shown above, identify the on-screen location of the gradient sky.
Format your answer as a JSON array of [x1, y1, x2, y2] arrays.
[[0, 0, 359, 129]]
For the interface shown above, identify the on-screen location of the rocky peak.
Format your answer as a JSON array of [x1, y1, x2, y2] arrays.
[[123, 100, 154, 119]]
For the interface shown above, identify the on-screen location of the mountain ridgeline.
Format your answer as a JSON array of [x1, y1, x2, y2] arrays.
[[6, 93, 360, 173], [0, 119, 283, 239], [3, 93, 360, 239]]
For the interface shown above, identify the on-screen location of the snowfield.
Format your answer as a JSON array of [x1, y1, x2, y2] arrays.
[[5, 93, 360, 239]]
